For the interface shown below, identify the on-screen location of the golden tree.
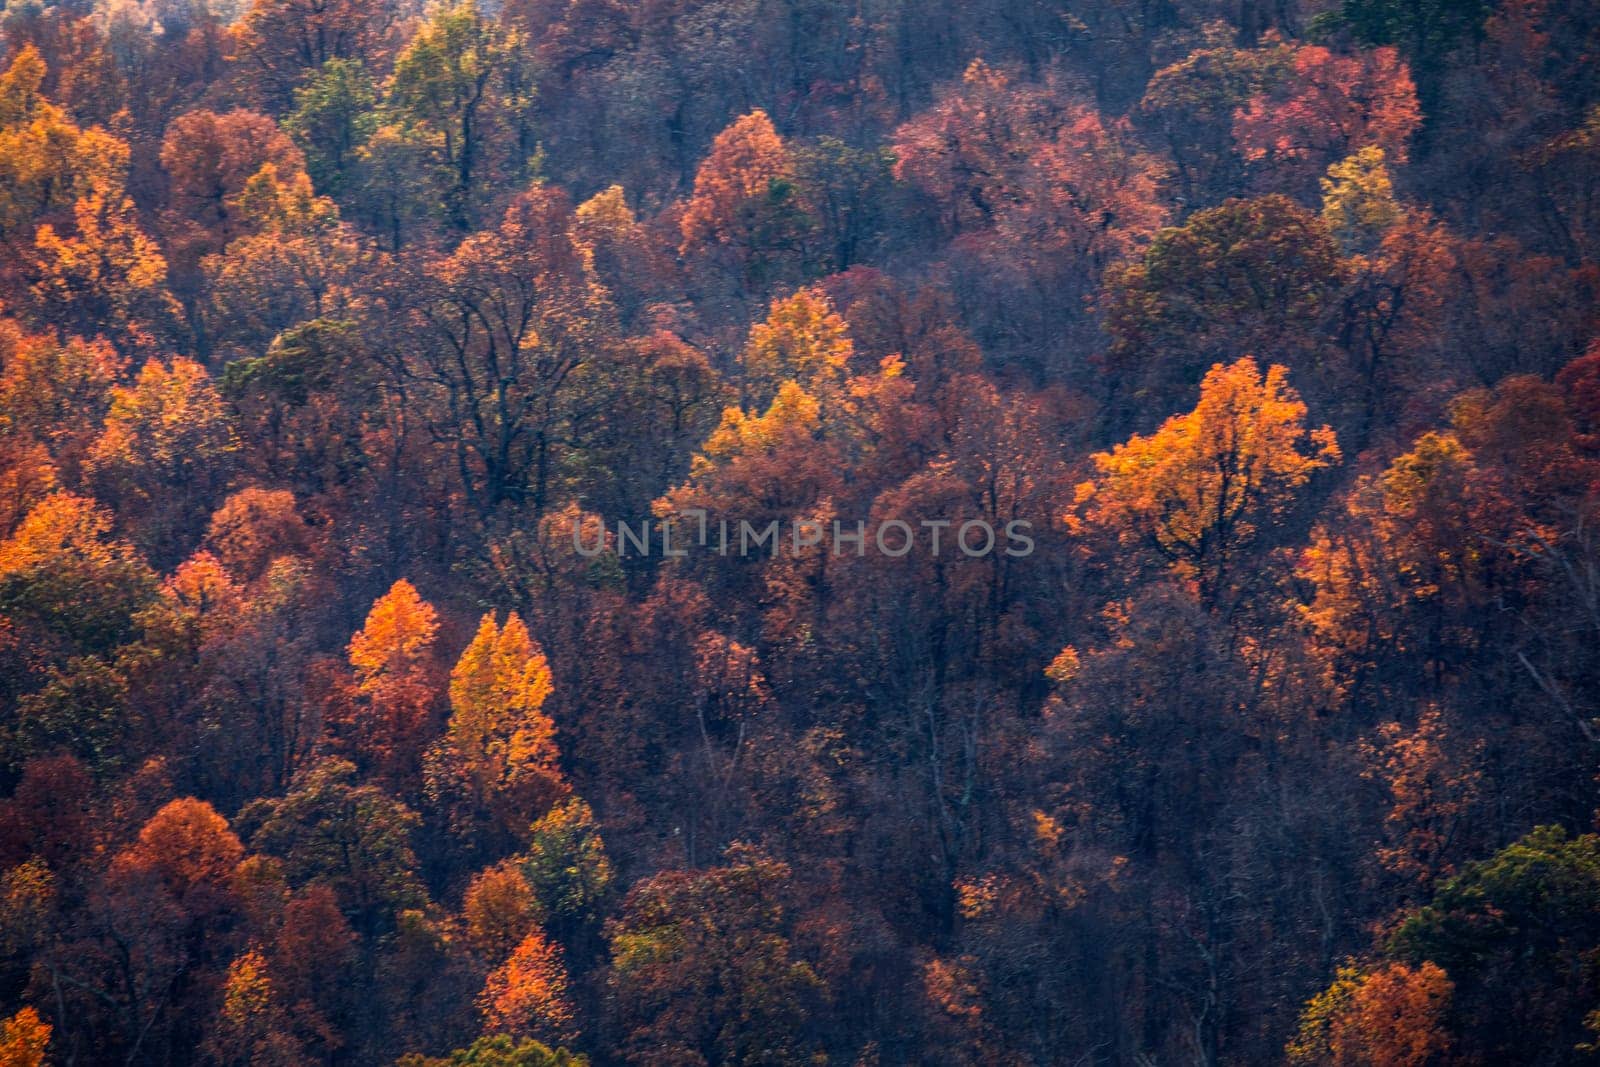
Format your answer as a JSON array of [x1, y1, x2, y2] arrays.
[[427, 611, 568, 841], [739, 286, 853, 407], [85, 357, 239, 562], [30, 184, 175, 345], [203, 948, 308, 1067], [0, 51, 179, 347], [0, 45, 130, 244], [1321, 145, 1403, 252], [1073, 357, 1339, 603]]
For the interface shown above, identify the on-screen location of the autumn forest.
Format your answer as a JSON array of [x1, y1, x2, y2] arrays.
[[0, 0, 1596, 1061]]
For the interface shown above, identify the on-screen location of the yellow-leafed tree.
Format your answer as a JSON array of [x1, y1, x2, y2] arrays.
[[1073, 357, 1339, 603], [739, 286, 853, 408], [427, 612, 568, 846]]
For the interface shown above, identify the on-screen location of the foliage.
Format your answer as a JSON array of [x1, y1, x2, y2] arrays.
[[396, 1034, 587, 1067], [0, 1007, 49, 1067], [0, 2, 1596, 1063], [1294, 828, 1600, 1065], [606, 847, 829, 1066], [1074, 357, 1339, 602], [1102, 194, 1346, 414], [478, 927, 575, 1043]]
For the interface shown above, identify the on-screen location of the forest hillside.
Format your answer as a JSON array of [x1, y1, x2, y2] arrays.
[[0, 0, 1597, 1062]]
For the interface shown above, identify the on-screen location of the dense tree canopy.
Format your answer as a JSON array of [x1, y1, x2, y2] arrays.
[[0, 0, 1596, 1063]]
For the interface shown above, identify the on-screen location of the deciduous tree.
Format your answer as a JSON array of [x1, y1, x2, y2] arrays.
[[390, 186, 616, 515], [1233, 44, 1422, 197], [605, 846, 829, 1066], [85, 356, 239, 565], [0, 491, 156, 657], [0, 1006, 50, 1067], [239, 757, 428, 938], [679, 109, 810, 293], [1073, 357, 1339, 604], [426, 612, 568, 847], [1102, 195, 1345, 420], [380, 1, 530, 231], [233, 0, 395, 108], [479, 927, 575, 1044], [327, 578, 443, 780]]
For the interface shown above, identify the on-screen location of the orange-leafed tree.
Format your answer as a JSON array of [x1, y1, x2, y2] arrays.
[[1289, 960, 1453, 1067], [0, 438, 58, 540], [463, 860, 540, 961], [0, 48, 167, 344], [0, 318, 126, 482], [113, 797, 245, 919], [679, 109, 810, 291], [160, 110, 307, 250], [1073, 357, 1339, 604], [28, 178, 176, 348], [680, 109, 794, 248], [1360, 704, 1484, 890], [478, 926, 576, 1044], [921, 954, 1004, 1065], [348, 579, 440, 681], [326, 579, 443, 783], [656, 285, 913, 550], [1297, 369, 1600, 749], [85, 357, 239, 565], [0, 1005, 50, 1067], [0, 491, 156, 658], [202, 488, 315, 585], [667, 379, 831, 513], [1297, 429, 1485, 692], [73, 798, 251, 1059]]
